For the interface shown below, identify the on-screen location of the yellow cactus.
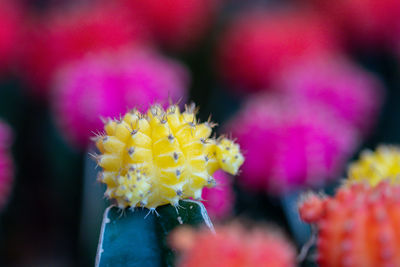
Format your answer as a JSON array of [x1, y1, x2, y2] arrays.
[[94, 104, 244, 209], [347, 145, 400, 187]]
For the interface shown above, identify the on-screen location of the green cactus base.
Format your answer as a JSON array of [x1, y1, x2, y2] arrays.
[[95, 200, 214, 267]]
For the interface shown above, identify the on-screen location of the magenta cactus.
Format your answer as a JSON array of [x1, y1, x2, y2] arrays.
[[0, 121, 13, 210], [201, 170, 234, 221], [227, 95, 358, 194], [276, 57, 383, 134], [52, 48, 189, 149]]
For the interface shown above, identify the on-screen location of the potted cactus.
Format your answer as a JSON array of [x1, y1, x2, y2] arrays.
[[92, 103, 244, 266]]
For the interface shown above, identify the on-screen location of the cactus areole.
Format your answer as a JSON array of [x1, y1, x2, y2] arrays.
[[93, 103, 244, 209]]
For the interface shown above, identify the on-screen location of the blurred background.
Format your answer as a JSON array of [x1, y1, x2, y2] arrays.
[[0, 0, 400, 266]]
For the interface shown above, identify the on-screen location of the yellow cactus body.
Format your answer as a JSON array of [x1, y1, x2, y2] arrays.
[[95, 104, 244, 209], [348, 145, 400, 187]]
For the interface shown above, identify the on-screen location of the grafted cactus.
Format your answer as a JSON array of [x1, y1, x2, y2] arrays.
[[93, 103, 244, 266]]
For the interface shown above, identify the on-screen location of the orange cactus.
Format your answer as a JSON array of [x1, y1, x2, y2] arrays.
[[171, 224, 296, 267], [299, 182, 400, 267]]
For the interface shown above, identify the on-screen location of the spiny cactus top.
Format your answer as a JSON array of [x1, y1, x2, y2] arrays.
[[348, 145, 400, 187], [299, 182, 400, 267], [94, 104, 244, 209]]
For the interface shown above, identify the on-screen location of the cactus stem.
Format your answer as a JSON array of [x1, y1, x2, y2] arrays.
[[297, 224, 318, 263]]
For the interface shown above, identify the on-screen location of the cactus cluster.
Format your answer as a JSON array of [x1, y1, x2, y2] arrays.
[[94, 104, 244, 209], [348, 145, 400, 187], [170, 224, 296, 267], [299, 181, 400, 267]]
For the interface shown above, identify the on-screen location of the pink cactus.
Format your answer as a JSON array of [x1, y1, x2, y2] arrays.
[[170, 223, 296, 267], [18, 2, 149, 100], [216, 9, 340, 93], [0, 121, 13, 211], [202, 170, 234, 221], [276, 57, 383, 134], [52, 48, 189, 149], [227, 95, 358, 194]]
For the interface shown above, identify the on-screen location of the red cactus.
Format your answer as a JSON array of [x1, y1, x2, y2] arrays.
[[170, 224, 296, 267], [0, 0, 23, 74], [18, 2, 149, 100], [119, 0, 221, 51], [216, 9, 340, 93], [299, 182, 400, 266]]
